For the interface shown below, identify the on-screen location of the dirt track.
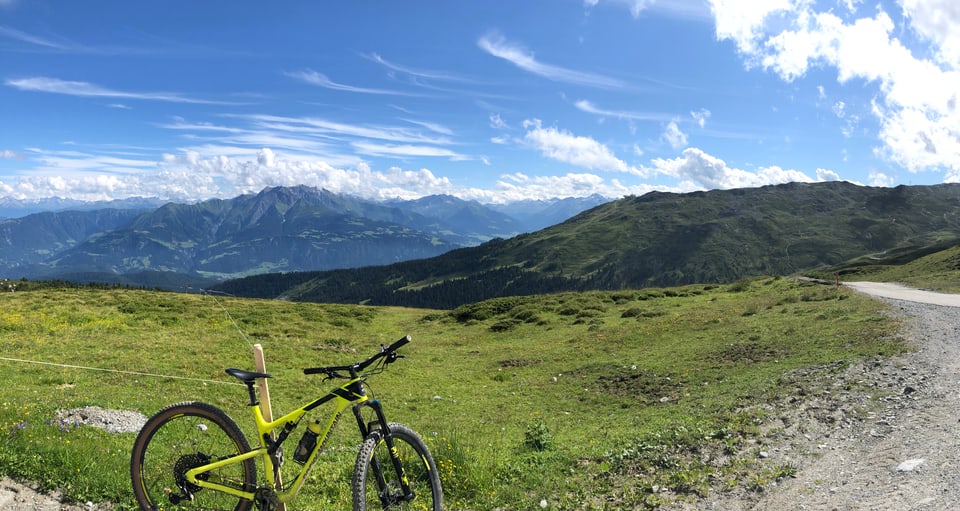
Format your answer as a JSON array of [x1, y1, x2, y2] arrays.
[[681, 282, 960, 510]]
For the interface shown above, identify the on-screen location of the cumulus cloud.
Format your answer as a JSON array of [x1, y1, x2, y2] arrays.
[[708, 0, 960, 176], [816, 168, 841, 182], [868, 171, 895, 187], [522, 119, 642, 175], [486, 171, 665, 203], [902, 0, 960, 67], [662, 120, 688, 149], [649, 147, 815, 189]]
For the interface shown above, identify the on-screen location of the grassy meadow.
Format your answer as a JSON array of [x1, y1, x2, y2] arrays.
[[0, 278, 908, 509]]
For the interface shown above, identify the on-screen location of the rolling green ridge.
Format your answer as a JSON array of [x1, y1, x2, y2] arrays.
[[0, 278, 910, 509], [215, 181, 960, 308]]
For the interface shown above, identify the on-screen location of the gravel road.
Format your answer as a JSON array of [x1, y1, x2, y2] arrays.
[[680, 282, 960, 510], [3, 282, 960, 510]]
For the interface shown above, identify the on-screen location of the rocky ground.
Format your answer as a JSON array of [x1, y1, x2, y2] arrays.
[[671, 283, 960, 510], [0, 407, 144, 510], [3, 283, 960, 510]]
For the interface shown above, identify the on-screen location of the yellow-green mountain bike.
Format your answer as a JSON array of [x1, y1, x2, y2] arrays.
[[130, 336, 442, 511]]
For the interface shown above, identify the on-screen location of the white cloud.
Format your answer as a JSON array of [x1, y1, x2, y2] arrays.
[[486, 171, 665, 203], [1, 149, 23, 159], [0, 26, 66, 48], [478, 32, 625, 89], [5, 76, 230, 104], [649, 147, 814, 189], [709, 0, 960, 175], [522, 119, 642, 175], [815, 168, 841, 181], [489, 113, 508, 129], [709, 0, 794, 55], [285, 69, 414, 96], [662, 120, 688, 149], [902, 0, 960, 67], [575, 99, 674, 122], [352, 141, 469, 161], [366, 53, 471, 83], [691, 108, 711, 128], [868, 171, 895, 187]]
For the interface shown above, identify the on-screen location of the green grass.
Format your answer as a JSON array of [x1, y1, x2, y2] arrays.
[[0, 278, 908, 509]]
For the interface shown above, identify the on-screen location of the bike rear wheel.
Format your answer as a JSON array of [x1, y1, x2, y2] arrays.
[[131, 401, 256, 511], [352, 422, 443, 511]]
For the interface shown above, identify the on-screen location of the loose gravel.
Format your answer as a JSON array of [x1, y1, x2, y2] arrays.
[[671, 284, 960, 510]]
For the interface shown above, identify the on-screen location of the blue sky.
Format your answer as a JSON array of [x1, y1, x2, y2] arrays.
[[1, 0, 959, 203]]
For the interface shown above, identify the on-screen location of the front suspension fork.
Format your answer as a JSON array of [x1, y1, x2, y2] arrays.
[[353, 401, 414, 503]]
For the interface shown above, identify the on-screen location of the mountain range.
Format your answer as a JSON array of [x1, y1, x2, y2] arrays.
[[211, 181, 960, 309], [0, 186, 606, 287]]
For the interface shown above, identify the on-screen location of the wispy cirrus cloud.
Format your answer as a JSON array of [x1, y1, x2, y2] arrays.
[[5, 76, 233, 104], [352, 141, 469, 161], [365, 53, 470, 83], [478, 32, 625, 89], [575, 99, 675, 122], [0, 25, 69, 49], [286, 69, 416, 96]]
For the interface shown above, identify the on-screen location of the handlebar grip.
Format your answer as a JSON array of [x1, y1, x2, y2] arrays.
[[386, 335, 411, 352], [303, 367, 325, 375]]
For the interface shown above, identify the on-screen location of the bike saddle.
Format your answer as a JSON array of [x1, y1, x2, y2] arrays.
[[226, 368, 272, 383]]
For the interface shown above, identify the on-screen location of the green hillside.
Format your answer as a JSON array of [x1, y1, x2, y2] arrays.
[[215, 181, 960, 308], [814, 241, 960, 293], [0, 279, 907, 509]]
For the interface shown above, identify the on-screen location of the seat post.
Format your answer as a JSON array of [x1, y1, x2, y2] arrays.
[[244, 381, 259, 406]]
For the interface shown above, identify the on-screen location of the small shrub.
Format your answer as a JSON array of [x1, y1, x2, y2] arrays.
[[523, 419, 554, 452], [489, 319, 520, 332]]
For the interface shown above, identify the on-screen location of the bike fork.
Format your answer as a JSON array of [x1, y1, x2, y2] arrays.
[[353, 401, 415, 505]]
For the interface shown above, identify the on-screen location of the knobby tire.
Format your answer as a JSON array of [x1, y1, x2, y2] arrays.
[[352, 422, 443, 511]]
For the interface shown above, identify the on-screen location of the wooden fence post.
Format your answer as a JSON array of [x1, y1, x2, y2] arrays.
[[254, 344, 287, 511]]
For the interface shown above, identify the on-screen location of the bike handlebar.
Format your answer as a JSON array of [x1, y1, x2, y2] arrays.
[[303, 335, 410, 378]]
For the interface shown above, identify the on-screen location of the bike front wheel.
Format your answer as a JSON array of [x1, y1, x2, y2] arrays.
[[352, 422, 443, 511], [130, 401, 256, 511]]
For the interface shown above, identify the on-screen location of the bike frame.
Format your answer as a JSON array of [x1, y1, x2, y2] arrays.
[[184, 376, 360, 503], [183, 371, 412, 505]]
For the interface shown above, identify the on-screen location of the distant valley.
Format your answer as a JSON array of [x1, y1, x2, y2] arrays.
[[0, 186, 607, 288]]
